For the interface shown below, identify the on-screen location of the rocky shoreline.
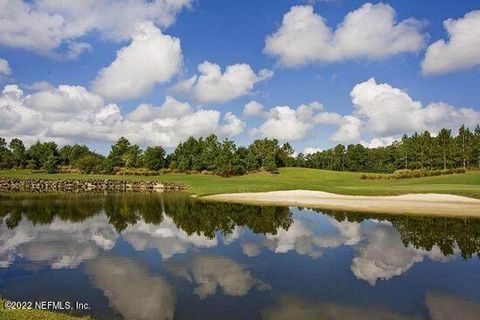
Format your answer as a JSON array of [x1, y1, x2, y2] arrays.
[[0, 177, 186, 193]]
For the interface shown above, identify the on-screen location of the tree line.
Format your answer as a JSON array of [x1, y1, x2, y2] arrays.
[[298, 125, 480, 173], [0, 124, 478, 175]]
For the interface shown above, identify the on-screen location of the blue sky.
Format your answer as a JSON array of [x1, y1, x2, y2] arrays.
[[0, 0, 479, 154]]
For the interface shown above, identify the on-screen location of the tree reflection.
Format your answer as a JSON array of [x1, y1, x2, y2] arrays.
[[2, 193, 480, 259], [0, 193, 293, 236], [317, 209, 480, 259]]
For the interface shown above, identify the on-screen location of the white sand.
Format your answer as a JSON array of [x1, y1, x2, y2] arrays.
[[203, 190, 480, 217]]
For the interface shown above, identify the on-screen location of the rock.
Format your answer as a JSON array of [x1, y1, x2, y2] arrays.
[[0, 177, 186, 193]]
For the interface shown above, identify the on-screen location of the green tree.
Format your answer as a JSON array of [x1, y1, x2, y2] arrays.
[[74, 154, 105, 174], [200, 134, 220, 171], [248, 138, 280, 172], [59, 144, 91, 165], [214, 139, 237, 177], [27, 141, 59, 170], [437, 128, 453, 170], [174, 137, 203, 171], [106, 137, 131, 171], [142, 146, 166, 170], [475, 125, 480, 169], [0, 137, 12, 168], [455, 125, 474, 169], [9, 138, 26, 169], [43, 154, 59, 173], [123, 144, 143, 168]]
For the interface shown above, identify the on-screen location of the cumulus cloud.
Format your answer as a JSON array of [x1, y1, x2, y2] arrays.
[[170, 61, 273, 104], [167, 255, 270, 299], [0, 0, 192, 58], [217, 112, 247, 137], [422, 10, 480, 75], [243, 101, 264, 117], [251, 78, 479, 145], [93, 22, 182, 100], [258, 101, 319, 140], [260, 106, 315, 141], [255, 101, 344, 141], [265, 3, 425, 67], [0, 84, 245, 147], [303, 147, 322, 155], [87, 256, 175, 320], [0, 58, 12, 76], [333, 78, 480, 143]]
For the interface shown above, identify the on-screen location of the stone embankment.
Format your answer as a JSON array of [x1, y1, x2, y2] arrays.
[[0, 177, 186, 193]]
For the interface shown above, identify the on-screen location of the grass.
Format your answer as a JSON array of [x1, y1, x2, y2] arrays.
[[1, 168, 479, 199], [0, 299, 90, 320]]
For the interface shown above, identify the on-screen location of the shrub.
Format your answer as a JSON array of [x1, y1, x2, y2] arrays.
[[74, 155, 104, 174]]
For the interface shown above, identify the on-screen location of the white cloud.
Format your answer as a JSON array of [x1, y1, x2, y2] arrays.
[[126, 96, 192, 122], [264, 3, 425, 67], [338, 78, 480, 143], [422, 10, 480, 75], [258, 101, 329, 141], [93, 22, 182, 101], [260, 106, 314, 141], [167, 255, 270, 299], [330, 115, 362, 144], [0, 58, 12, 76], [0, 84, 245, 147], [0, 0, 192, 58], [87, 256, 175, 320], [361, 136, 396, 148], [242, 101, 264, 117], [217, 112, 246, 137], [170, 61, 273, 104], [303, 147, 322, 155]]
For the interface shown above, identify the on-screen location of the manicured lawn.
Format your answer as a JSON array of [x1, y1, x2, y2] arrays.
[[0, 168, 480, 198], [0, 168, 479, 198]]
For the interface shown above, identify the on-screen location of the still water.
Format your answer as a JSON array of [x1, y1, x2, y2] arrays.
[[1, 193, 480, 319]]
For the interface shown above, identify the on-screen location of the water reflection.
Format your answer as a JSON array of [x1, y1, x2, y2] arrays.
[[87, 256, 175, 320], [1, 193, 480, 319], [167, 255, 270, 299], [262, 295, 418, 320]]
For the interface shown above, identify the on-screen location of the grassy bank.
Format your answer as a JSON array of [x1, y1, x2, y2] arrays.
[[1, 168, 479, 199], [0, 299, 90, 320]]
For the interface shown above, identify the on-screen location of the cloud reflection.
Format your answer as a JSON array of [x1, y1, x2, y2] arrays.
[[167, 255, 270, 299], [239, 212, 455, 286], [122, 216, 218, 259], [0, 215, 117, 268], [87, 256, 175, 320]]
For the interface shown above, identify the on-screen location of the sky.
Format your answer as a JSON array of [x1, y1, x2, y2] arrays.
[[0, 0, 479, 155]]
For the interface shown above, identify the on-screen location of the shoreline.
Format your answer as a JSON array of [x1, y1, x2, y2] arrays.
[[202, 190, 480, 218]]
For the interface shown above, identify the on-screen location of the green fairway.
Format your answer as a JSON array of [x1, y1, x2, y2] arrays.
[[1, 168, 479, 199]]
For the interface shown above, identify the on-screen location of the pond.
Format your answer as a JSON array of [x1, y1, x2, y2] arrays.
[[1, 193, 480, 319]]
